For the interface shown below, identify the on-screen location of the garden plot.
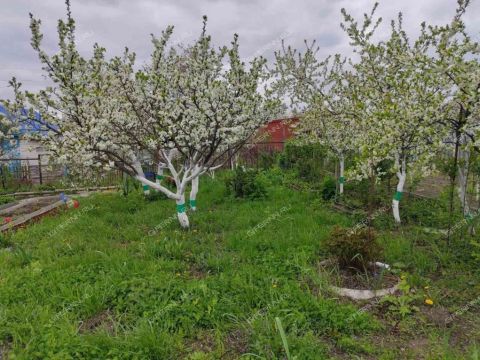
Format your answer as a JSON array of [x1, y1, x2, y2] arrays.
[[0, 177, 478, 359], [0, 195, 60, 217], [0, 193, 91, 231]]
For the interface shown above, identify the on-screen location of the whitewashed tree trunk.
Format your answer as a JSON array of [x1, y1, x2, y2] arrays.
[[156, 163, 164, 186], [339, 153, 345, 195], [392, 156, 407, 224], [134, 154, 208, 229], [133, 159, 191, 228], [176, 193, 189, 228], [189, 176, 199, 211], [142, 185, 150, 195], [133, 160, 150, 195]]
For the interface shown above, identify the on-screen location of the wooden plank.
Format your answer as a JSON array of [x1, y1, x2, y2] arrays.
[[0, 201, 19, 211], [0, 158, 38, 161], [0, 186, 117, 199], [0, 200, 65, 232], [0, 196, 59, 216]]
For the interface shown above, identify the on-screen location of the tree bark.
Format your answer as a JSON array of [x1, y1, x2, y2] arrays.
[[457, 137, 470, 217], [176, 193, 189, 228], [392, 156, 406, 224], [189, 176, 199, 211], [447, 131, 460, 243], [339, 153, 345, 195], [156, 163, 164, 186]]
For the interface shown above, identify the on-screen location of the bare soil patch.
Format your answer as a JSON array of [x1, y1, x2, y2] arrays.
[[222, 328, 250, 359], [78, 309, 116, 335], [321, 260, 398, 291]]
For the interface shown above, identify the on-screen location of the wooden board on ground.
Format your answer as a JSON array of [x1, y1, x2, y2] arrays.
[[0, 185, 117, 199], [0, 200, 65, 232]]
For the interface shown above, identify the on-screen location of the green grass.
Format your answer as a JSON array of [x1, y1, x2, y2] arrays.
[[0, 175, 478, 359]]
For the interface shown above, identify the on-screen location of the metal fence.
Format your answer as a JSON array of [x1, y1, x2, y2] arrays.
[[0, 155, 122, 192], [0, 155, 62, 186], [237, 141, 480, 208], [2, 144, 477, 207], [237, 141, 286, 168]]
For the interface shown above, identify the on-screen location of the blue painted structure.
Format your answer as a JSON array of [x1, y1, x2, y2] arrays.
[[0, 104, 49, 171]]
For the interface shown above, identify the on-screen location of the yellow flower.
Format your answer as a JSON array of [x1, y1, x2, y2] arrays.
[[272, 284, 277, 288], [425, 299, 434, 306]]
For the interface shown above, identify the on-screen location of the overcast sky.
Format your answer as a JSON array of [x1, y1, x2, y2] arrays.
[[1, 0, 479, 99]]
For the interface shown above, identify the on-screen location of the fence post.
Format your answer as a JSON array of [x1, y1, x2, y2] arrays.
[[38, 154, 43, 185], [0, 165, 4, 189]]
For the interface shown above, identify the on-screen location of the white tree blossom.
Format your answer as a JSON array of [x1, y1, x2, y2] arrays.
[[0, 79, 22, 158], [426, 0, 480, 217], [273, 3, 447, 223], [340, 5, 447, 223], [272, 44, 357, 194], [15, 2, 278, 228]]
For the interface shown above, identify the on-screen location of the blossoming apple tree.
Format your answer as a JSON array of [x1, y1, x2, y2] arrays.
[[15, 2, 277, 228], [272, 45, 358, 194], [0, 80, 21, 158], [427, 0, 480, 218], [340, 5, 447, 223]]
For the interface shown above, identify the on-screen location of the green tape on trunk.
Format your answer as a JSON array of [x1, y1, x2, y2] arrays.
[[339, 176, 345, 184], [393, 191, 403, 201], [190, 199, 197, 208], [142, 185, 149, 191], [156, 175, 163, 180], [176, 203, 186, 213]]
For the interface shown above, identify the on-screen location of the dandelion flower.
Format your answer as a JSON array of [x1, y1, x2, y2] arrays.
[[425, 299, 434, 305]]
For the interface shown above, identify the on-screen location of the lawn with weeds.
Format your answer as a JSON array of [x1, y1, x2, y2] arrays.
[[0, 174, 478, 359]]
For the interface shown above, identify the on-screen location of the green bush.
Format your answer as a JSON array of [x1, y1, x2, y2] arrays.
[[257, 152, 278, 170], [342, 178, 386, 209], [321, 176, 337, 201], [402, 189, 461, 228], [0, 195, 15, 205], [280, 142, 330, 182], [225, 167, 267, 200], [324, 226, 383, 270], [281, 143, 327, 166], [257, 167, 284, 187]]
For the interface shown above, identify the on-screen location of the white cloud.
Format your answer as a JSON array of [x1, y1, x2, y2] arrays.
[[1, 0, 479, 98]]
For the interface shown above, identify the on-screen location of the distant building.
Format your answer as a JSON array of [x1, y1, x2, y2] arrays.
[[0, 104, 54, 184], [253, 116, 299, 150], [236, 116, 299, 167], [0, 104, 49, 160]]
